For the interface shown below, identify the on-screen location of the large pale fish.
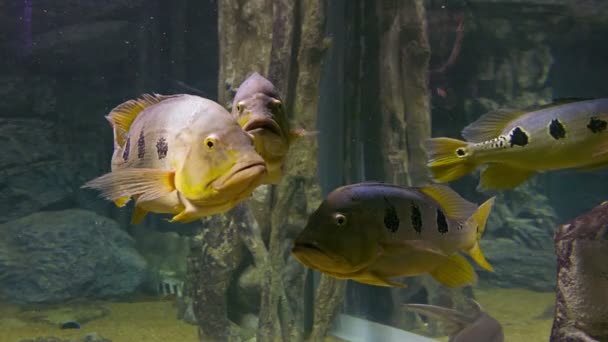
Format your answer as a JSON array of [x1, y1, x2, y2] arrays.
[[404, 299, 504, 342], [82, 94, 267, 224], [291, 182, 495, 288], [231, 72, 312, 184], [426, 98, 608, 191]]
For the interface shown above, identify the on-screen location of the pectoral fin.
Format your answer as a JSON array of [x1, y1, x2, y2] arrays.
[[430, 254, 477, 288], [478, 164, 535, 191], [381, 240, 447, 256], [82, 168, 176, 205]]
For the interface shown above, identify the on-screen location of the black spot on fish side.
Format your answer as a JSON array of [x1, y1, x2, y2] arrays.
[[549, 119, 566, 139], [411, 203, 422, 234], [587, 117, 607, 133], [156, 137, 168, 159], [436, 209, 448, 234], [137, 131, 145, 159], [122, 137, 130, 161], [509, 127, 529, 147], [383, 197, 400, 233]]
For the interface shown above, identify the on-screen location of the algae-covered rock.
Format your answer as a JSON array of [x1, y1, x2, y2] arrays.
[[551, 201, 608, 341], [0, 209, 148, 304], [0, 119, 74, 224]]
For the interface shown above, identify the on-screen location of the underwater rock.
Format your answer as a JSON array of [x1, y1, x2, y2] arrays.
[[0, 119, 74, 224], [551, 201, 608, 341], [17, 303, 109, 326], [0, 209, 148, 304], [479, 238, 555, 291]]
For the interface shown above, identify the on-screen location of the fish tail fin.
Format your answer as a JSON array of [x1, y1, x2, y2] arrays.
[[430, 254, 477, 288], [466, 197, 496, 272], [425, 137, 477, 183]]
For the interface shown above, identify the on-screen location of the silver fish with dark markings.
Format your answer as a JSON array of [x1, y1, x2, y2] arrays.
[[426, 98, 608, 191], [404, 299, 504, 342]]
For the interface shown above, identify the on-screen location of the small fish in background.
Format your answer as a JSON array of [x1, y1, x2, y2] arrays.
[[231, 72, 315, 184], [404, 299, 504, 342], [426, 98, 608, 191], [291, 182, 495, 288], [82, 94, 267, 224]]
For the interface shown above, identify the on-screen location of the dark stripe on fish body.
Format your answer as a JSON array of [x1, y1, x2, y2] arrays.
[[156, 137, 168, 159], [383, 197, 400, 233], [411, 203, 422, 234], [549, 118, 566, 139], [509, 127, 529, 147], [122, 137, 130, 161], [587, 117, 607, 133], [436, 209, 448, 234], [137, 131, 145, 159]]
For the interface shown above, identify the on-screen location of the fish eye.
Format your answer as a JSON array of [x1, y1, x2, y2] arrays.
[[333, 213, 347, 227], [455, 148, 467, 157], [236, 102, 244, 113], [204, 136, 216, 149], [269, 98, 282, 109]]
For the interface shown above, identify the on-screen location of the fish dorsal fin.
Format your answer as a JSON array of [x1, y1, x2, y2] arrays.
[[404, 303, 472, 335], [417, 183, 477, 221], [461, 108, 526, 142], [106, 93, 174, 146]]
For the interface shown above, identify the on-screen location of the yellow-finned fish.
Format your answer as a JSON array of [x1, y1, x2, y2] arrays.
[[291, 182, 495, 288], [426, 98, 608, 191], [231, 72, 313, 184], [82, 94, 267, 224]]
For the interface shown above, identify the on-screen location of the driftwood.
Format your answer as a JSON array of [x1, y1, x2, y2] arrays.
[[186, 1, 341, 341], [551, 201, 608, 342]]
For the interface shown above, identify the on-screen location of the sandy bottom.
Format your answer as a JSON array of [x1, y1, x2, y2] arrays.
[[0, 299, 198, 342], [473, 288, 555, 342], [0, 287, 554, 342]]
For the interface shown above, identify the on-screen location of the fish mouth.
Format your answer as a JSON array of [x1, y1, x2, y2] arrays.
[[213, 161, 267, 194], [292, 241, 326, 255], [243, 118, 282, 136]]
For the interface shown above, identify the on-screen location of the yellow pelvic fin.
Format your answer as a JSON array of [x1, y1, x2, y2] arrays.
[[461, 108, 527, 142], [113, 196, 130, 208], [130, 205, 148, 225], [418, 183, 477, 221], [466, 197, 496, 272], [430, 253, 477, 288], [105, 93, 174, 146], [353, 272, 407, 288], [478, 164, 535, 191], [82, 168, 176, 203], [425, 137, 477, 183]]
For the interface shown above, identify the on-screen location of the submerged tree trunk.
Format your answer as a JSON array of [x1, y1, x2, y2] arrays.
[[186, 1, 337, 342], [551, 201, 608, 342]]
